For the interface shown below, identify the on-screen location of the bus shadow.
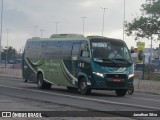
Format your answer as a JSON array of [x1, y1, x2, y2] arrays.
[[24, 84, 117, 97], [50, 88, 117, 97]]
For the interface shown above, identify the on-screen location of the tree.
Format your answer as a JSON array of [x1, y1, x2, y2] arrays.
[[1, 46, 17, 62], [142, 0, 160, 16], [125, 0, 160, 40]]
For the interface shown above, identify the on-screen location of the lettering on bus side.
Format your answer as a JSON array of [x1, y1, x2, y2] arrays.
[[44, 60, 60, 67]]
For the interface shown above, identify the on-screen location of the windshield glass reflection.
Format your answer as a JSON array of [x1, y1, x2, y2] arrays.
[[91, 40, 132, 66]]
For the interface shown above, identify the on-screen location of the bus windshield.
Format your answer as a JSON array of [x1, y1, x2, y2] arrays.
[[91, 40, 132, 66]]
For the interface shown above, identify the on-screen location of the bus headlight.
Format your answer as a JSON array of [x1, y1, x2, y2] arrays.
[[93, 72, 104, 78], [128, 74, 134, 79]]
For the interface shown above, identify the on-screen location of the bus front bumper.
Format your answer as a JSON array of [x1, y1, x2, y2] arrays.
[[91, 80, 133, 90]]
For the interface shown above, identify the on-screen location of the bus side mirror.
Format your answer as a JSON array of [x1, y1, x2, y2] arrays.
[[81, 50, 89, 57]]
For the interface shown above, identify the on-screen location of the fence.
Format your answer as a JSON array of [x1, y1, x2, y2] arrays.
[[0, 64, 22, 78]]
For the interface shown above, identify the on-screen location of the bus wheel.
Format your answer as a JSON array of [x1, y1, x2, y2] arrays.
[[79, 78, 91, 95], [115, 89, 127, 97], [67, 86, 78, 91], [128, 86, 134, 95], [37, 74, 51, 89]]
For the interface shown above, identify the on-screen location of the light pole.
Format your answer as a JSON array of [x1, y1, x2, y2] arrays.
[[123, 0, 126, 41], [81, 17, 87, 36], [7, 28, 9, 47], [3, 48, 6, 69], [33, 26, 38, 37], [55, 22, 59, 34], [0, 0, 3, 64], [40, 29, 45, 38], [146, 0, 155, 63], [102, 8, 108, 36], [19, 49, 21, 60], [6, 29, 9, 66]]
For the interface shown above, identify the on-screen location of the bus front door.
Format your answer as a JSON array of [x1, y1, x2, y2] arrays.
[[71, 43, 81, 76]]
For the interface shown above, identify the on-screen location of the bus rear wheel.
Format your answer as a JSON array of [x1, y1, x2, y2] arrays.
[[37, 74, 51, 89], [115, 89, 127, 97], [79, 78, 91, 95]]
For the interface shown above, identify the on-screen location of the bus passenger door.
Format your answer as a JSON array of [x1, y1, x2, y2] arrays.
[[71, 43, 81, 76]]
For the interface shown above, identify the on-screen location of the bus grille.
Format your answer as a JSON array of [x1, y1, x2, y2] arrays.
[[106, 74, 127, 79]]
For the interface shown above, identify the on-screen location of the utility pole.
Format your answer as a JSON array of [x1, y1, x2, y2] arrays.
[[102, 8, 108, 36], [81, 17, 87, 36], [0, 0, 3, 64], [123, 0, 126, 41], [55, 22, 59, 34], [6, 29, 9, 47], [33, 26, 38, 37], [40, 29, 45, 38], [146, 0, 155, 63], [6, 29, 9, 67]]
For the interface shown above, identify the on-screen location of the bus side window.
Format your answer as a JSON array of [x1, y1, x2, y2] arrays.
[[72, 43, 81, 57]]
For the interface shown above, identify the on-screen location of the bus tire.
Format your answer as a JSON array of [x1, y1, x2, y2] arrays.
[[37, 74, 51, 89], [115, 89, 127, 97], [128, 86, 134, 95], [79, 78, 91, 95]]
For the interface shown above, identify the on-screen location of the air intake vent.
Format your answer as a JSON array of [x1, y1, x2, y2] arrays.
[[106, 74, 127, 79]]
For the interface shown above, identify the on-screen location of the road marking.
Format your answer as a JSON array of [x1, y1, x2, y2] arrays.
[[135, 92, 160, 96], [127, 96, 160, 102], [0, 84, 160, 110]]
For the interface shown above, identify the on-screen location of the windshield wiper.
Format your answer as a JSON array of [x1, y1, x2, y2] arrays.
[[101, 58, 112, 61], [102, 58, 117, 64], [114, 58, 132, 64], [94, 58, 103, 62], [94, 58, 116, 64]]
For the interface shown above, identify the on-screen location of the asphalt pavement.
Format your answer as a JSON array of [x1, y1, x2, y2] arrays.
[[0, 67, 160, 120], [0, 67, 160, 95], [0, 76, 160, 120]]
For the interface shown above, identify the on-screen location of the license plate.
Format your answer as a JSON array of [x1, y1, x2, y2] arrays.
[[112, 79, 121, 82]]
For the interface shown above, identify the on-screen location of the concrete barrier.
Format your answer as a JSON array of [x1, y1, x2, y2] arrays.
[[134, 79, 160, 94], [0, 67, 22, 79]]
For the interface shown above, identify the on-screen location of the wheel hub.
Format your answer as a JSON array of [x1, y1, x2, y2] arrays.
[[81, 82, 86, 90]]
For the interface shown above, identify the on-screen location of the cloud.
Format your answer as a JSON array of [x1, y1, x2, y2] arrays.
[[79, 1, 96, 7], [0, 0, 148, 50]]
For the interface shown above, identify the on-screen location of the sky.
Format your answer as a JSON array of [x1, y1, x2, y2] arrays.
[[0, 0, 154, 52]]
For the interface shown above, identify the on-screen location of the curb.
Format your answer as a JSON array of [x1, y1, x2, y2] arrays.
[[0, 75, 22, 80], [134, 89, 160, 95]]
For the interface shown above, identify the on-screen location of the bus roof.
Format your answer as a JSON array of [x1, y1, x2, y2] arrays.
[[27, 34, 123, 43], [50, 34, 84, 38], [28, 34, 88, 41], [87, 36, 123, 42]]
